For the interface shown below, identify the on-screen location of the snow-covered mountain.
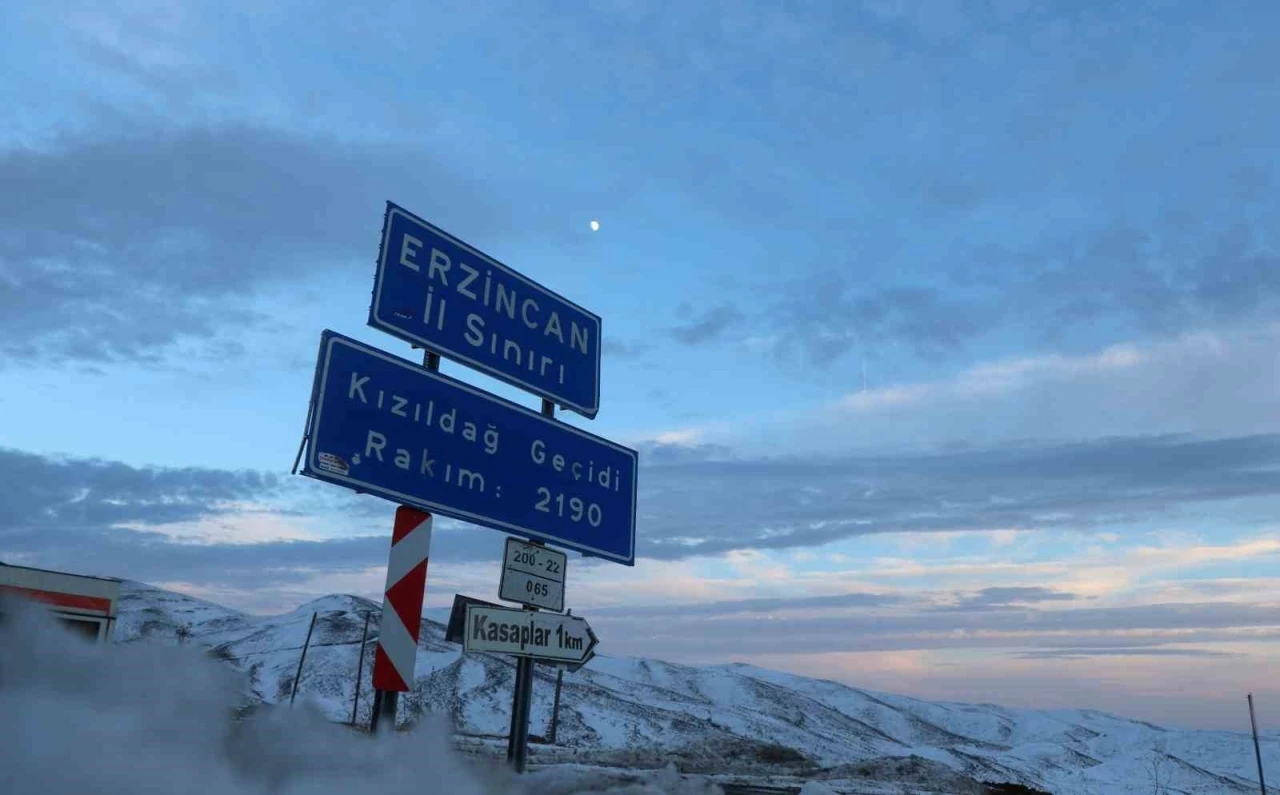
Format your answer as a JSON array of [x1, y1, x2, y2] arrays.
[[113, 581, 1275, 795]]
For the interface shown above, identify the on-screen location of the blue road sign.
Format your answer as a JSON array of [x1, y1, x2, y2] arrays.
[[301, 331, 636, 565], [369, 202, 602, 419]]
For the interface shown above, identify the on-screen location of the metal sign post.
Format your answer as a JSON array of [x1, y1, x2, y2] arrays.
[[511, 399, 554, 772], [506, 654, 527, 766], [292, 202, 630, 761], [369, 349, 438, 736], [467, 567, 599, 770], [513, 649, 535, 771], [1249, 693, 1267, 795], [289, 612, 318, 707], [350, 611, 372, 726], [549, 659, 565, 743], [369, 504, 433, 734]]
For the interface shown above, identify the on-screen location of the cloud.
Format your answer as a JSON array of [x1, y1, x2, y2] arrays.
[[632, 441, 734, 464], [602, 339, 652, 358], [765, 279, 989, 366], [0, 446, 387, 587], [750, 643, 1280, 731], [634, 433, 1280, 560], [9, 421, 1280, 593], [593, 599, 1280, 658], [944, 586, 1077, 611], [58, 0, 232, 104], [757, 221, 1280, 370], [2, 525, 390, 591], [6, 444, 1280, 683], [0, 125, 519, 366], [571, 531, 1280, 664], [861, 0, 977, 42], [665, 304, 744, 345], [0, 446, 277, 532], [1017, 224, 1280, 341], [0, 445, 578, 591], [1014, 648, 1242, 660], [717, 322, 1280, 457], [592, 590, 901, 619], [9, 4, 1275, 383]]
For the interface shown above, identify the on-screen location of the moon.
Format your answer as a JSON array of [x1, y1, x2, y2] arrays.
[[589, 220, 600, 232]]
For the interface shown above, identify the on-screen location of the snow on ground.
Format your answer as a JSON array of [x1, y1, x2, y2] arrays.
[[0, 593, 734, 795], [16, 580, 1279, 795]]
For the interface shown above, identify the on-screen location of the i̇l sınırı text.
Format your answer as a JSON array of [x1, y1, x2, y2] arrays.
[[398, 235, 592, 386], [471, 612, 586, 653], [345, 370, 621, 525]]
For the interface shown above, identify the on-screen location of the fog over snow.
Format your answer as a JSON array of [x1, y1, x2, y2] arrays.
[[7, 585, 1279, 795], [1, 595, 723, 795]]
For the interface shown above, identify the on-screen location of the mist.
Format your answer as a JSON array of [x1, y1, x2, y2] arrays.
[[0, 596, 717, 795]]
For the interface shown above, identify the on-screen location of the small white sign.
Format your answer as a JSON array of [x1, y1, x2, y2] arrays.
[[464, 604, 596, 663], [499, 537, 567, 612]]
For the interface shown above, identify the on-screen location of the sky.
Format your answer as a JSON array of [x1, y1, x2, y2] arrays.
[[2, 0, 1280, 732]]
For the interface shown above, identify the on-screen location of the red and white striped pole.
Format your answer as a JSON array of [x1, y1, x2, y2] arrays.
[[370, 505, 432, 733]]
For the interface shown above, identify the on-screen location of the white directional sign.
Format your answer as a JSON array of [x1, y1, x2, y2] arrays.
[[464, 603, 597, 664], [499, 537, 567, 612], [557, 646, 595, 674]]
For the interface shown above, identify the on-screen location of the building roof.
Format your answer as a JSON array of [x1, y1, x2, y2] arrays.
[[0, 561, 123, 583]]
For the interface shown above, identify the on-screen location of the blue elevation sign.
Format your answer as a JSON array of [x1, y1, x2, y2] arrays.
[[369, 202, 602, 419], [301, 331, 636, 565]]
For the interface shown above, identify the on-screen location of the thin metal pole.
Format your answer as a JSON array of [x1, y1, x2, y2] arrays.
[[507, 657, 527, 763], [375, 691, 399, 734], [508, 398, 557, 773], [350, 611, 371, 726], [549, 667, 564, 745], [514, 649, 535, 771], [290, 399, 315, 475], [370, 688, 400, 735], [413, 346, 441, 373], [368, 689, 383, 733], [289, 612, 318, 706], [1250, 693, 1267, 795]]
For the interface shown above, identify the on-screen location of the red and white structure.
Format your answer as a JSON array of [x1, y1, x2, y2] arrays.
[[0, 562, 121, 643], [371, 507, 433, 691]]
